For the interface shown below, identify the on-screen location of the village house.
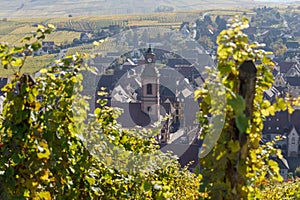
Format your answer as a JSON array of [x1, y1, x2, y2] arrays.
[[265, 61, 300, 99], [286, 41, 300, 50], [80, 32, 93, 41], [263, 109, 300, 179], [263, 61, 300, 178], [35, 41, 58, 56]]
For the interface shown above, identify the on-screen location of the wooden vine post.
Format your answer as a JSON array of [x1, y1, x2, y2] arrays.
[[236, 60, 257, 199], [197, 16, 286, 199], [238, 60, 257, 119]]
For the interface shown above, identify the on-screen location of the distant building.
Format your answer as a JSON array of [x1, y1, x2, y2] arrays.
[[96, 47, 201, 135], [263, 109, 300, 178], [94, 47, 202, 170], [180, 22, 191, 38], [35, 41, 58, 55], [278, 61, 297, 74], [108, 47, 176, 143], [108, 25, 121, 35], [262, 60, 300, 178], [42, 41, 55, 47], [286, 41, 299, 50], [266, 61, 300, 98], [80, 33, 93, 41]]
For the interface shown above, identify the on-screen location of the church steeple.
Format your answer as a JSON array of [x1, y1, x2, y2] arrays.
[[141, 46, 159, 117], [145, 45, 155, 64], [147, 44, 152, 53]]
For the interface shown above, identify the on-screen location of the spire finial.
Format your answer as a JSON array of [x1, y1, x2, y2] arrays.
[[147, 44, 152, 53]]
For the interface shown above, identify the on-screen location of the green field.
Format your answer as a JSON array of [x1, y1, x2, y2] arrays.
[[0, 54, 57, 78]]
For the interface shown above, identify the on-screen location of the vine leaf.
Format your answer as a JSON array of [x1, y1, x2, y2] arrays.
[[228, 94, 245, 115], [235, 114, 248, 133]]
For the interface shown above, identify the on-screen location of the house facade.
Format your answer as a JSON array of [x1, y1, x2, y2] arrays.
[[262, 61, 300, 178], [263, 108, 300, 178]]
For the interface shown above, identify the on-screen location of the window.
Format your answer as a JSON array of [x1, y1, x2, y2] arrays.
[[292, 137, 296, 144], [146, 84, 152, 94]]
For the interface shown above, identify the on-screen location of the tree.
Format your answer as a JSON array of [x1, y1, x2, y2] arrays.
[[258, 178, 300, 199], [195, 16, 291, 199], [270, 39, 287, 59]]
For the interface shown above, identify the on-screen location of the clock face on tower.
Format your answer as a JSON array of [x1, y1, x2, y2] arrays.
[[147, 57, 152, 63]]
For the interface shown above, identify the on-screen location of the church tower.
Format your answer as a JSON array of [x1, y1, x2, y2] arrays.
[[141, 46, 160, 120], [288, 126, 299, 157]]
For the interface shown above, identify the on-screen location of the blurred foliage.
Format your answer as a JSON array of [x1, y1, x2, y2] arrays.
[[0, 24, 202, 199], [195, 16, 294, 199], [257, 178, 300, 199]]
